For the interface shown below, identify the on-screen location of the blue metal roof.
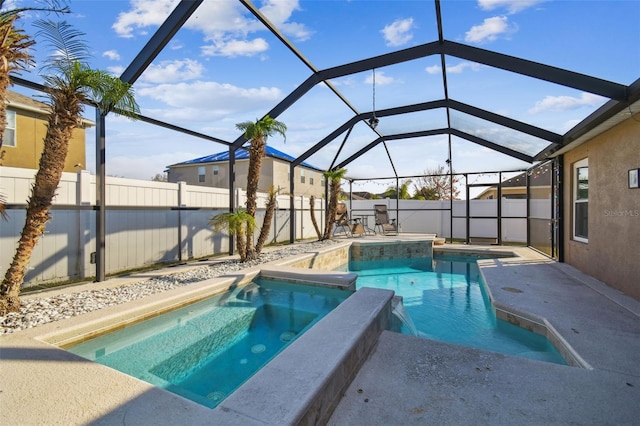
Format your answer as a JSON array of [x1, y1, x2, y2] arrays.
[[177, 146, 319, 170]]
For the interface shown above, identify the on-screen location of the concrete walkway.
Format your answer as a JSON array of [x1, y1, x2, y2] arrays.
[[329, 247, 640, 425]]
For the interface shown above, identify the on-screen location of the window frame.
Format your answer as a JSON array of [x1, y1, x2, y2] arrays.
[[198, 166, 206, 183], [3, 110, 16, 147], [573, 158, 588, 243]]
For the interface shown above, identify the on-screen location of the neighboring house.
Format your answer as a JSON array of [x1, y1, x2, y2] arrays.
[[557, 112, 640, 300], [167, 146, 325, 198], [1, 90, 93, 172], [474, 170, 551, 200]]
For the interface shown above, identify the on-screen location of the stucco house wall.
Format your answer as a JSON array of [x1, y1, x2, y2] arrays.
[[168, 156, 324, 198], [2, 91, 89, 172], [562, 115, 640, 300]]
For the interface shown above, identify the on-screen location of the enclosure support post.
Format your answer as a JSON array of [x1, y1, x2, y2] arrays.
[[95, 111, 106, 282], [228, 148, 235, 255], [497, 172, 502, 245], [465, 174, 470, 244], [289, 163, 296, 243], [556, 156, 565, 262]]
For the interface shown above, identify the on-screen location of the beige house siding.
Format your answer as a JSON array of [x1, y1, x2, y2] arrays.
[[563, 116, 640, 300], [168, 157, 324, 198], [2, 92, 89, 172]]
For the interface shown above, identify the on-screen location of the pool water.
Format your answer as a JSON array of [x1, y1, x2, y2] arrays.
[[66, 279, 351, 408], [350, 256, 566, 365]]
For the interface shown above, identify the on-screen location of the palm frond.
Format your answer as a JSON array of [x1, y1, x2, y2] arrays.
[[84, 69, 139, 118], [34, 20, 90, 73], [1, 0, 69, 18]]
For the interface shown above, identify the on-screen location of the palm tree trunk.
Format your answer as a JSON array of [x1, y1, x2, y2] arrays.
[[255, 189, 277, 255], [236, 230, 247, 262], [244, 137, 266, 261], [245, 138, 266, 218], [0, 73, 8, 149], [309, 195, 322, 240], [323, 180, 341, 240], [0, 90, 79, 314]]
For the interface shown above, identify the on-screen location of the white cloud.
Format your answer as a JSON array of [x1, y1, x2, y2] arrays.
[[426, 65, 441, 75], [364, 71, 395, 86], [426, 62, 482, 74], [102, 50, 121, 61], [201, 38, 269, 57], [259, 0, 313, 41], [381, 18, 414, 47], [139, 59, 204, 84], [465, 16, 515, 43], [478, 0, 546, 14], [528, 93, 606, 114], [330, 77, 357, 87], [106, 65, 125, 76], [112, 0, 311, 58], [447, 62, 482, 73], [137, 80, 283, 121], [112, 0, 179, 38]]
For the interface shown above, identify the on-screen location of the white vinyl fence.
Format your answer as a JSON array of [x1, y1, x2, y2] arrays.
[[1, 167, 535, 287], [1, 168, 324, 287]]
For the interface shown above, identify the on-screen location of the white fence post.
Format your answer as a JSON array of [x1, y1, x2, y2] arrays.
[[77, 170, 92, 279]]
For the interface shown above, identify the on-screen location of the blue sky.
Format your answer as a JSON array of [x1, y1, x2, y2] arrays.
[[9, 0, 640, 194]]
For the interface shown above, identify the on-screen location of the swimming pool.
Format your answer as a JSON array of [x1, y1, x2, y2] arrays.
[[66, 279, 352, 408], [350, 255, 567, 364]]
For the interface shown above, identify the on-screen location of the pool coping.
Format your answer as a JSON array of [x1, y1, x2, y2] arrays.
[[1, 238, 622, 425]]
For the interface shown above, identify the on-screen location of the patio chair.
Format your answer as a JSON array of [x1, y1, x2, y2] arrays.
[[374, 204, 398, 235], [333, 202, 364, 237]]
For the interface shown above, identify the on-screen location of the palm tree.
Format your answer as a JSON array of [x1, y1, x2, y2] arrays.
[[235, 115, 286, 260], [254, 185, 279, 256], [322, 167, 347, 240], [1, 2, 68, 223], [309, 195, 322, 240], [384, 179, 413, 200], [209, 210, 256, 262], [0, 20, 139, 314]]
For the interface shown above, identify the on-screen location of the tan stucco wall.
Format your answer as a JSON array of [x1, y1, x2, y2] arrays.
[[563, 115, 640, 300], [272, 160, 324, 198], [169, 158, 324, 198], [2, 107, 86, 172]]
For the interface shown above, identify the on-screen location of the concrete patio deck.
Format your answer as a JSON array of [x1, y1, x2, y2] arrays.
[[329, 244, 640, 425], [1, 237, 639, 425]]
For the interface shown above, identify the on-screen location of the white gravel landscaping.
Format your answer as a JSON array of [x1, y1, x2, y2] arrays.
[[1, 240, 339, 335]]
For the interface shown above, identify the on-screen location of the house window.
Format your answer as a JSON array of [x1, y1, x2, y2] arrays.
[[309, 171, 314, 185], [573, 158, 588, 242], [198, 166, 205, 183], [213, 165, 219, 176], [300, 169, 305, 184], [3, 110, 16, 147]]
